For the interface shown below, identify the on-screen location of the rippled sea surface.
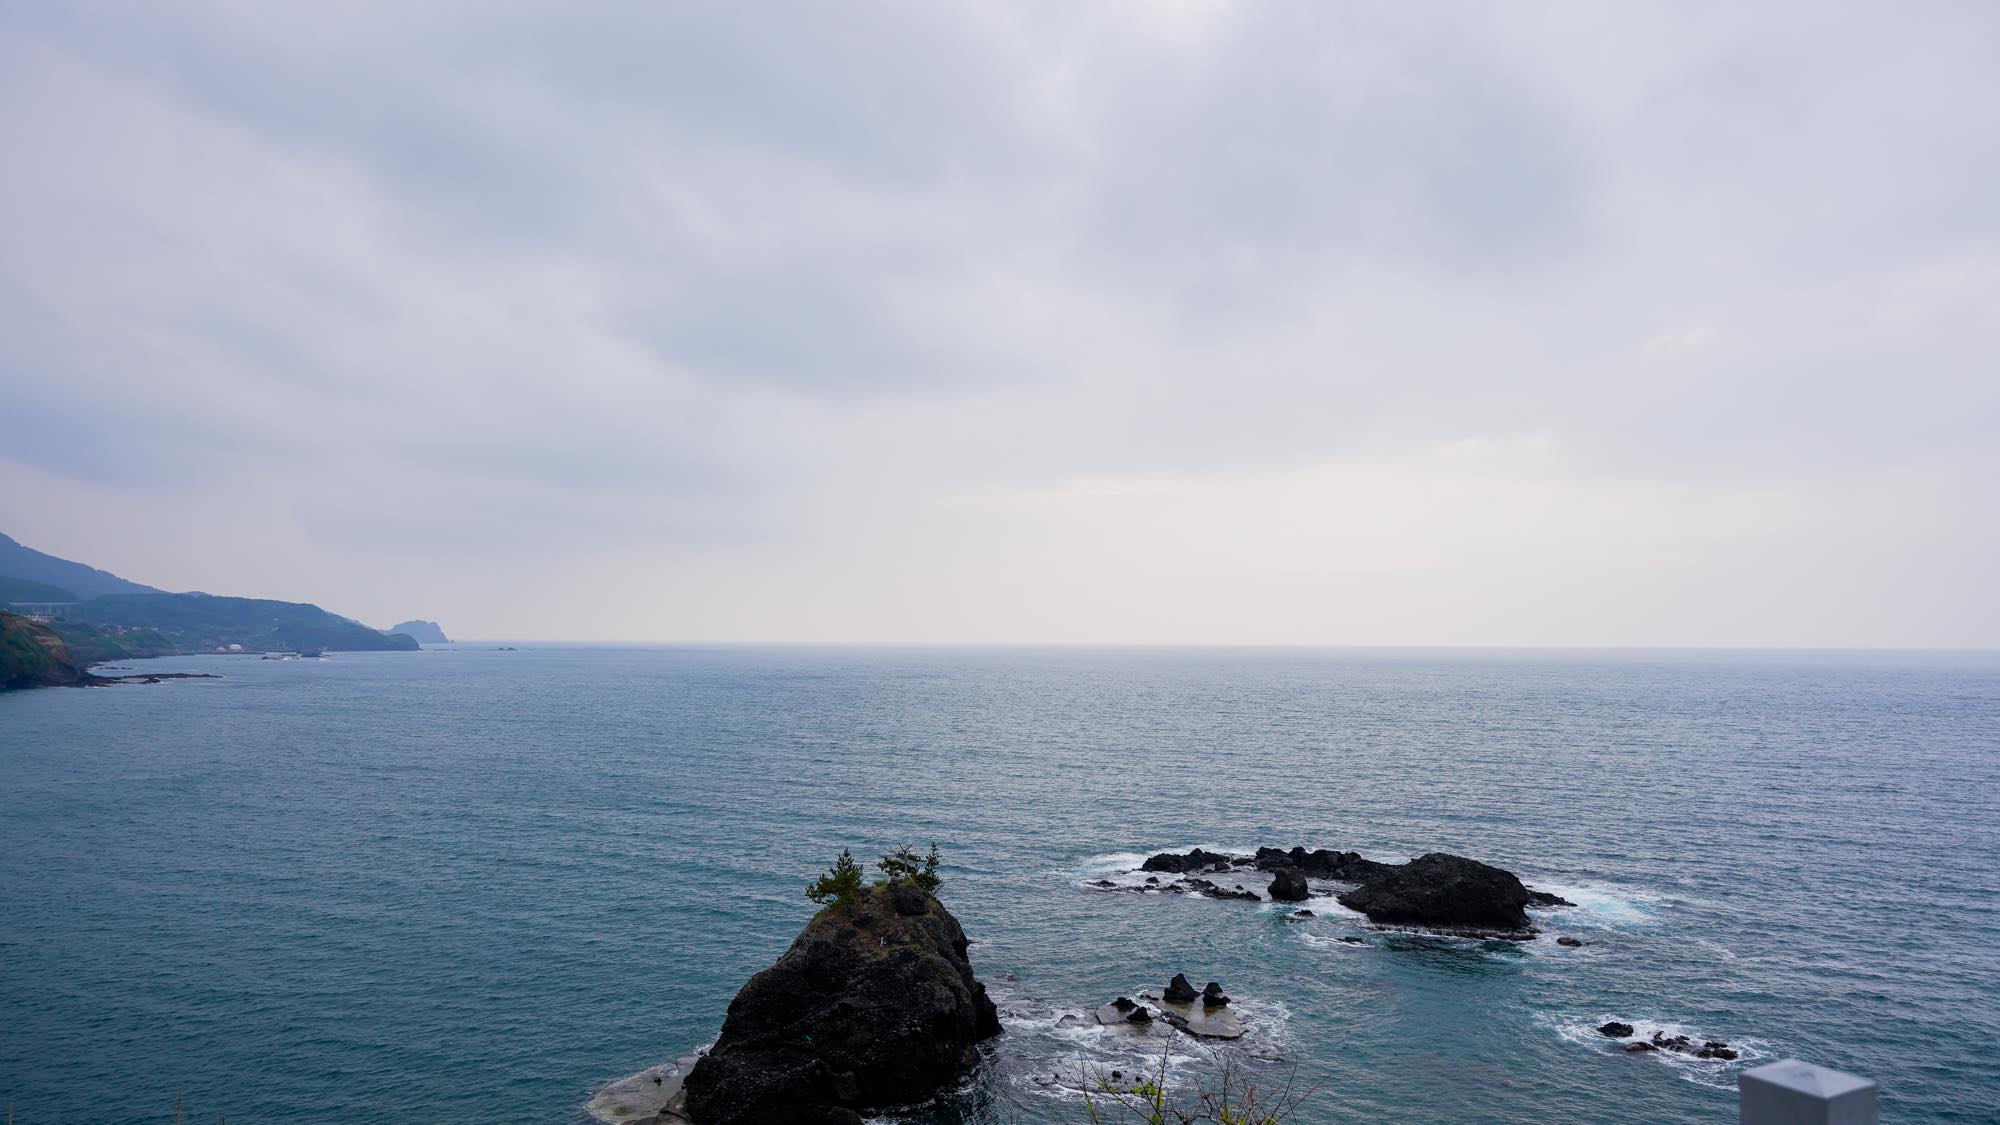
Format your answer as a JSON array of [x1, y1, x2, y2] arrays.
[[3, 646, 1998, 1123]]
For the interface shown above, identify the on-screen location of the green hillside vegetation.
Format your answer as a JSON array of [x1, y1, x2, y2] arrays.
[[45, 621, 180, 665], [0, 575, 82, 603], [0, 610, 89, 690], [68, 594, 421, 655]]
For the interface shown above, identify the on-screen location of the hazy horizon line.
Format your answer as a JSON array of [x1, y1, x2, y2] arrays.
[[403, 639, 2000, 655]]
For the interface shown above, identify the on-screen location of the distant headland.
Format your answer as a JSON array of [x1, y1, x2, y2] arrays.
[[0, 531, 442, 691], [386, 620, 450, 644]]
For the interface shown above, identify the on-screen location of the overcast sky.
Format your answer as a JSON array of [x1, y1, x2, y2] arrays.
[[2, 2, 1995, 646]]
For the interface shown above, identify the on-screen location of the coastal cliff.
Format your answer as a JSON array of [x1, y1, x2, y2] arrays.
[[0, 610, 91, 690], [681, 882, 1000, 1124]]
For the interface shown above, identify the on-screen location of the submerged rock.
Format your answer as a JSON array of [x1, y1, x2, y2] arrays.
[[1268, 866, 1309, 902], [681, 884, 1000, 1125], [1642, 1031, 1739, 1060], [1181, 878, 1261, 902], [1624, 1041, 1657, 1053], [586, 1054, 700, 1124], [1095, 997, 1155, 1026], [1527, 888, 1578, 908], [1334, 853, 1536, 934], [1142, 988, 1246, 1040], [1556, 937, 1585, 947]]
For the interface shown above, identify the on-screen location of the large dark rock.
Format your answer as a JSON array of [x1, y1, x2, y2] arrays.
[[1140, 848, 1241, 874], [1268, 866, 1309, 902], [682, 885, 1000, 1125], [1334, 853, 1535, 934], [1163, 973, 1199, 1003], [1598, 1021, 1635, 1039]]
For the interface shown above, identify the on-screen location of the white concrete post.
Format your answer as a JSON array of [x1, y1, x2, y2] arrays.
[[1740, 1059, 1877, 1125]]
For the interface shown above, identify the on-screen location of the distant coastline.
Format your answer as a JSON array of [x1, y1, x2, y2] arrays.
[[0, 530, 440, 691]]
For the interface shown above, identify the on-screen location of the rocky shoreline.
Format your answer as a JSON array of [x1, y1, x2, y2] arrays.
[[596, 844, 1659, 1122], [3, 608, 222, 691]]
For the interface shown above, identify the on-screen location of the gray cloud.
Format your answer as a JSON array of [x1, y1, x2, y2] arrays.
[[1, 1, 1994, 644]]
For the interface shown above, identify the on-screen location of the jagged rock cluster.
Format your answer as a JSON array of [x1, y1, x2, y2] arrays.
[[1094, 973, 1244, 1039], [1597, 1022, 1739, 1059]]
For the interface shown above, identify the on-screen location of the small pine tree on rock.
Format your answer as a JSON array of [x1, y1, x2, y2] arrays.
[[877, 842, 943, 894], [806, 848, 865, 906]]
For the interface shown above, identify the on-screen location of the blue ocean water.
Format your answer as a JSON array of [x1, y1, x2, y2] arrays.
[[2, 646, 1997, 1123]]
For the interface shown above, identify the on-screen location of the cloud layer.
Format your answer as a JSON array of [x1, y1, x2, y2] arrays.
[[2, 2, 1995, 645]]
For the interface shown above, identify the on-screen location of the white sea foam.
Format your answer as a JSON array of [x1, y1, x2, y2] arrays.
[[989, 981, 1295, 1110], [1069, 848, 1272, 897], [1075, 851, 1151, 876], [1275, 890, 1366, 917], [1527, 880, 1663, 928], [585, 1045, 710, 1124]]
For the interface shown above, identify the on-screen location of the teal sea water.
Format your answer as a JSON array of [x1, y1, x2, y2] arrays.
[[3, 646, 1997, 1123]]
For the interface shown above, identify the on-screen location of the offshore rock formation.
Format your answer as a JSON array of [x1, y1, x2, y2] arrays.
[[1127, 844, 1574, 931], [681, 883, 1000, 1125], [1335, 853, 1536, 935]]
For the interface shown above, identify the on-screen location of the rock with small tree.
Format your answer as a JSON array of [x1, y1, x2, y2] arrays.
[[681, 846, 999, 1125]]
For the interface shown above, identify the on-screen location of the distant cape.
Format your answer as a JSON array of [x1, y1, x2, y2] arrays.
[[0, 530, 425, 674], [387, 620, 450, 644]]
